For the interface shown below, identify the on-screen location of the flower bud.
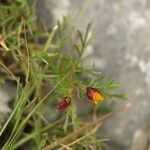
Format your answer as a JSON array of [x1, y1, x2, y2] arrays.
[[86, 87, 104, 104], [56, 97, 70, 111], [0, 35, 10, 51]]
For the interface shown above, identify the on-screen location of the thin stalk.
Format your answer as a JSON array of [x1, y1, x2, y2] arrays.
[[42, 102, 132, 150], [2, 71, 71, 149]]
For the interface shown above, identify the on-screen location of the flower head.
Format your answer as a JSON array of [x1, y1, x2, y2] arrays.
[[86, 87, 104, 104], [0, 34, 10, 51], [56, 97, 70, 111]]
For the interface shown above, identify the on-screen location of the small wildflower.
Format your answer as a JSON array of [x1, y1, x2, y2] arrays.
[[56, 97, 70, 111], [86, 87, 104, 104], [0, 35, 10, 51]]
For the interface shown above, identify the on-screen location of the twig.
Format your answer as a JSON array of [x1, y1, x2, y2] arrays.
[[59, 144, 73, 150], [42, 102, 132, 150], [58, 122, 102, 150]]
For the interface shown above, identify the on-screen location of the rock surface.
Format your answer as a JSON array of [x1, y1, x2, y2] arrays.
[[0, 82, 16, 126], [131, 125, 150, 150], [0, 0, 149, 148], [36, 0, 150, 149]]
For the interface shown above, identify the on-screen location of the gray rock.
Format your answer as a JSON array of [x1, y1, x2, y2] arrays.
[[36, 0, 150, 149], [36, 0, 72, 27], [0, 82, 16, 126], [131, 127, 150, 150]]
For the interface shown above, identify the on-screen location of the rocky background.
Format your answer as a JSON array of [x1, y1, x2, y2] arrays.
[[36, 0, 150, 149], [0, 0, 150, 149]]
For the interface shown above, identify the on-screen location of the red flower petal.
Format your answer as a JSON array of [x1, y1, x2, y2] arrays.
[[86, 87, 104, 104], [86, 87, 98, 101], [56, 97, 70, 111]]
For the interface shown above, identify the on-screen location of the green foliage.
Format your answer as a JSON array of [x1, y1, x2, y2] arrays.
[[0, 0, 125, 149]]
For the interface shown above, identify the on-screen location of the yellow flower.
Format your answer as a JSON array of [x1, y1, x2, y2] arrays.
[[86, 87, 104, 104], [93, 92, 104, 104]]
